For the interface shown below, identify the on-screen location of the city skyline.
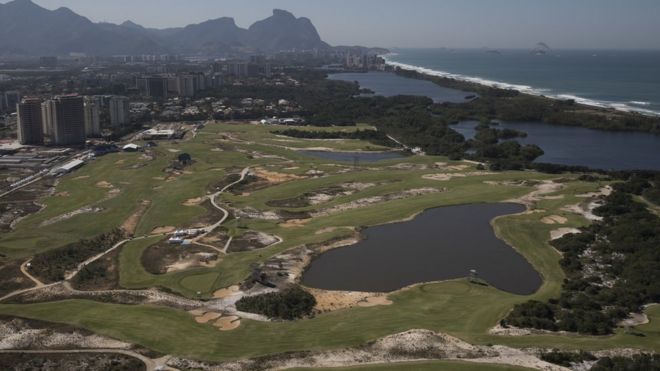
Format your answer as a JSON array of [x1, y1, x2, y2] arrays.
[[3, 0, 658, 50]]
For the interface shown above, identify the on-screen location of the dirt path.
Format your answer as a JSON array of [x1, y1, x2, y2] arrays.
[[19, 259, 44, 287], [193, 167, 251, 247]]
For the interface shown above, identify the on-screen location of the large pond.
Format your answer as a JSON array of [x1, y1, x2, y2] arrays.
[[302, 203, 541, 295], [452, 120, 660, 171], [299, 150, 406, 162], [328, 72, 475, 103]]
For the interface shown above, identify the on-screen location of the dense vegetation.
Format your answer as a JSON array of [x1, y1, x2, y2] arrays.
[[235, 285, 316, 320], [540, 350, 596, 368], [592, 354, 660, 371], [504, 181, 660, 334], [30, 229, 125, 282]]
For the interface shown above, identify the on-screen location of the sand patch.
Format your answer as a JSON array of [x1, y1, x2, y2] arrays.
[[96, 181, 114, 189], [73, 175, 90, 180], [165, 254, 219, 273], [541, 215, 568, 225], [313, 188, 442, 217], [214, 316, 241, 331], [309, 288, 393, 312], [254, 168, 303, 183], [168, 149, 181, 153], [183, 197, 206, 206], [152, 177, 166, 181], [55, 191, 70, 197], [151, 226, 176, 234], [194, 312, 222, 324], [550, 228, 581, 240], [423, 172, 492, 181], [121, 200, 151, 235], [188, 309, 205, 316], [577, 186, 613, 198], [280, 219, 311, 228], [358, 296, 394, 307], [114, 159, 126, 165], [213, 285, 240, 299]]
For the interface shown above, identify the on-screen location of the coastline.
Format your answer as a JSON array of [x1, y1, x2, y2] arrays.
[[381, 53, 660, 117]]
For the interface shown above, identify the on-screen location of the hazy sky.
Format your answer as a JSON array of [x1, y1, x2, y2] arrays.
[[7, 0, 660, 49]]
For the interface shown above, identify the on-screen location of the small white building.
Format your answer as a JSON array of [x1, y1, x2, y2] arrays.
[[52, 159, 85, 175], [122, 143, 141, 152]]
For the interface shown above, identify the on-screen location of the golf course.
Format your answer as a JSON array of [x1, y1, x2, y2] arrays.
[[1, 121, 657, 368]]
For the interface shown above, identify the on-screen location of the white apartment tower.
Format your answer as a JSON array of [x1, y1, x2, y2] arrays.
[[109, 96, 130, 127]]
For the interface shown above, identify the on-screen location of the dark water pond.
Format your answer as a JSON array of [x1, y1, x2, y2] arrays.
[[328, 72, 475, 103], [452, 120, 660, 171], [302, 203, 542, 295], [299, 150, 406, 162]]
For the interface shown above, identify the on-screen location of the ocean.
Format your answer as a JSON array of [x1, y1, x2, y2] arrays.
[[385, 48, 660, 116]]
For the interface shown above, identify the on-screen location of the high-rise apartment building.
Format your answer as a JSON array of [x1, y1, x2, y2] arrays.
[[17, 98, 44, 145], [109, 96, 130, 127]]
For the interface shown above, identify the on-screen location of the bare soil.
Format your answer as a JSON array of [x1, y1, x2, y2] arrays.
[[228, 231, 279, 253], [141, 242, 219, 275]]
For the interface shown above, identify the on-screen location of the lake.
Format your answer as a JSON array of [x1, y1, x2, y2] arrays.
[[302, 203, 541, 295], [299, 150, 406, 162], [328, 71, 475, 103], [452, 120, 660, 171]]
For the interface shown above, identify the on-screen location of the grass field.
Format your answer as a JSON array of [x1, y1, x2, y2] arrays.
[[1, 121, 652, 362]]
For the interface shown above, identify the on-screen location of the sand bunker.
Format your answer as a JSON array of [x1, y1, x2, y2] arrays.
[[183, 197, 206, 206], [115, 159, 126, 165], [280, 219, 311, 228], [213, 285, 240, 299], [423, 172, 492, 181], [96, 181, 114, 189], [73, 175, 90, 180], [151, 226, 176, 234], [194, 312, 222, 324], [254, 168, 303, 183], [358, 296, 394, 307], [166, 254, 219, 273], [214, 316, 241, 331], [550, 228, 581, 240], [168, 149, 181, 153], [541, 215, 568, 225]]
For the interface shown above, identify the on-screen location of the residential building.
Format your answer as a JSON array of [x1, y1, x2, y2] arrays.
[[146, 77, 168, 99], [109, 96, 130, 127], [41, 99, 56, 140], [84, 96, 101, 137], [50, 95, 86, 146], [17, 98, 44, 145], [2, 91, 21, 113]]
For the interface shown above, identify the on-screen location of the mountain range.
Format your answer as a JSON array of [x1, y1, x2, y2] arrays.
[[0, 0, 332, 57]]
